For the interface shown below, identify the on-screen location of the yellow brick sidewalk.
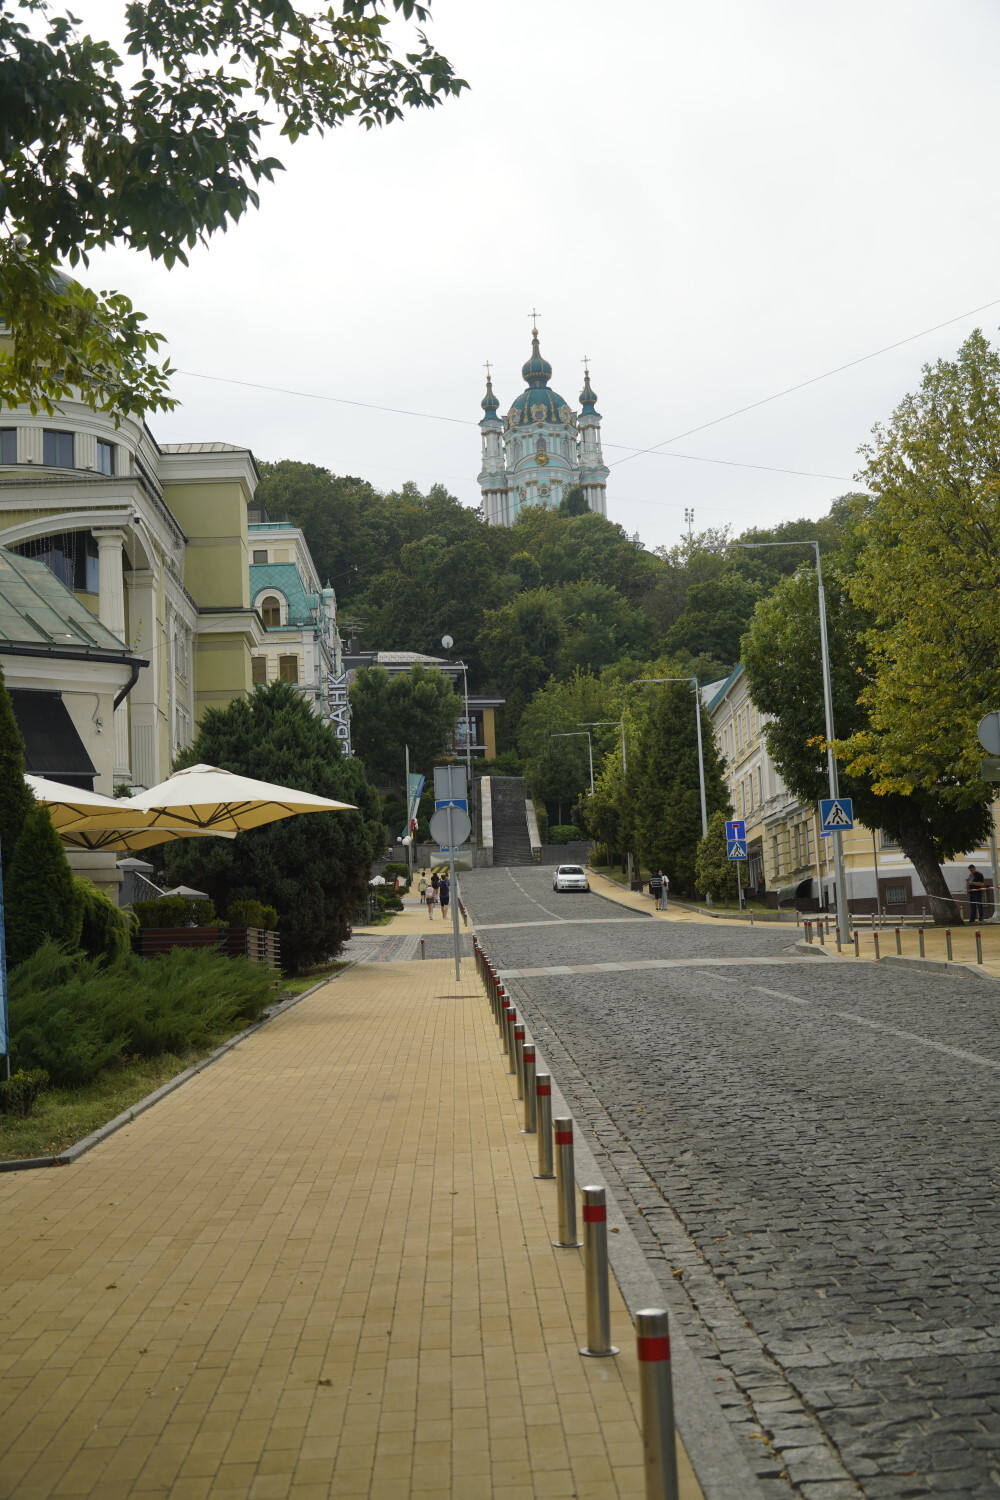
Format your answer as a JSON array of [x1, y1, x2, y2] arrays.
[[0, 957, 701, 1499]]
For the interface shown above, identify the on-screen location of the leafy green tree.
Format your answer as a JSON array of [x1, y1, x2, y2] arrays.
[[1, 0, 465, 415], [255, 463, 381, 598], [348, 664, 459, 787], [559, 484, 589, 516], [161, 682, 382, 969], [742, 557, 991, 923], [695, 810, 739, 903], [6, 805, 82, 968], [0, 665, 34, 876], [664, 573, 763, 669], [629, 679, 729, 895], [478, 590, 566, 724], [553, 581, 651, 676], [843, 332, 1000, 811]]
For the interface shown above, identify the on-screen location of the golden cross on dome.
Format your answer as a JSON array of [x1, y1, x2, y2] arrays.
[[484, 360, 493, 377], [528, 308, 541, 331], [581, 355, 591, 370]]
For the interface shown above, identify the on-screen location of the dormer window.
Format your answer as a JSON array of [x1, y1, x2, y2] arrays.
[[261, 595, 282, 628], [43, 429, 74, 467]]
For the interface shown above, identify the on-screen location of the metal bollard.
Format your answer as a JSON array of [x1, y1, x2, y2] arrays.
[[805, 920, 812, 944], [579, 1187, 618, 1358], [420, 937, 425, 960], [873, 933, 880, 962], [500, 996, 513, 1055], [895, 927, 902, 955], [853, 931, 860, 958], [918, 928, 925, 957], [552, 1117, 582, 1248], [818, 921, 826, 947], [513, 1021, 525, 1097], [749, 909, 754, 926], [506, 1008, 518, 1074], [835, 926, 841, 953], [976, 931, 984, 965], [946, 929, 953, 962], [521, 1044, 537, 1132], [535, 1074, 555, 1178], [636, 1308, 680, 1500]]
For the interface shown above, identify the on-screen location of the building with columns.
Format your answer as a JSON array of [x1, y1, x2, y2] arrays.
[[0, 399, 267, 790], [478, 328, 609, 525]]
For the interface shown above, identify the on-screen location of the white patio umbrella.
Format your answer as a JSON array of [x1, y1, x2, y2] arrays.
[[125, 763, 356, 832]]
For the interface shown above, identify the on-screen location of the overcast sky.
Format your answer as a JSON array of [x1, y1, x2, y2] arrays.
[[82, 0, 1000, 552]]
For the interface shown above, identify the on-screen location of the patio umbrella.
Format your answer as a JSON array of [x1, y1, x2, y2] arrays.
[[126, 763, 356, 832], [24, 774, 236, 852]]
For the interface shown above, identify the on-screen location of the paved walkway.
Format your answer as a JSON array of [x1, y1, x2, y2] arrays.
[[0, 955, 701, 1499]]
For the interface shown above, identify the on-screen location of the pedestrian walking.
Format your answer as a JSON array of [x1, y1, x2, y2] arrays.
[[967, 864, 988, 922], [659, 871, 669, 910], [439, 874, 451, 918], [648, 870, 663, 907]]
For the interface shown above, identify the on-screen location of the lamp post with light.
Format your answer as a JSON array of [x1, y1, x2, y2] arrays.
[[737, 540, 849, 937]]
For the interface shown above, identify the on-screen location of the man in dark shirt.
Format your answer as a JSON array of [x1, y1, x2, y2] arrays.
[[967, 865, 988, 922]]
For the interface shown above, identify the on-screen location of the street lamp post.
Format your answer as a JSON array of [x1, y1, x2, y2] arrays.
[[739, 540, 850, 937], [580, 719, 633, 883], [634, 679, 709, 838], [442, 635, 475, 860], [550, 731, 594, 795]]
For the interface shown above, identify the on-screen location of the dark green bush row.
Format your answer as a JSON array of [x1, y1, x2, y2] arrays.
[[548, 824, 583, 844], [225, 899, 278, 930], [8, 943, 277, 1087], [132, 896, 218, 929]]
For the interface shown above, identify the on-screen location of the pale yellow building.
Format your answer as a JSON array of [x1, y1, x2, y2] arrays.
[[707, 665, 999, 918]]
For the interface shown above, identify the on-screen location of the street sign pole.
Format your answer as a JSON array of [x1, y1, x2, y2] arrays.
[[447, 803, 461, 981], [736, 858, 743, 910], [815, 549, 850, 938]]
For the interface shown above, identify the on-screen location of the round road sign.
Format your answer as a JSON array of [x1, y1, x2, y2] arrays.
[[429, 805, 471, 848], [978, 711, 1000, 757]]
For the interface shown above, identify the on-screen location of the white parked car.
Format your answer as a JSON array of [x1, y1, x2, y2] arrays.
[[553, 864, 590, 893]]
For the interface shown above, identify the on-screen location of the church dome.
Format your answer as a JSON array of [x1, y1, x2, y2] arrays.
[[521, 329, 553, 388], [506, 387, 575, 428]]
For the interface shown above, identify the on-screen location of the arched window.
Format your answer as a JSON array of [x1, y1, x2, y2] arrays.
[[261, 595, 282, 628], [536, 436, 547, 456]]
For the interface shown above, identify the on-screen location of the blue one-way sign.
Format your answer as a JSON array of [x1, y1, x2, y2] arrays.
[[727, 839, 747, 860], [819, 797, 854, 831], [725, 819, 746, 843]]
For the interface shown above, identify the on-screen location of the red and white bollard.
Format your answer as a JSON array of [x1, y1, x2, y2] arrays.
[[636, 1308, 679, 1500], [552, 1118, 582, 1249], [579, 1186, 618, 1358], [535, 1073, 554, 1179], [521, 1044, 537, 1132]]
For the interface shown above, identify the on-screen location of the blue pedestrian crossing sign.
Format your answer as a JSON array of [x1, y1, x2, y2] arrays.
[[726, 839, 747, 861], [725, 819, 746, 843], [819, 797, 854, 832]]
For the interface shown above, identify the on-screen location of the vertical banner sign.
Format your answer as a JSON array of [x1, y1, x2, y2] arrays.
[[404, 773, 425, 840]]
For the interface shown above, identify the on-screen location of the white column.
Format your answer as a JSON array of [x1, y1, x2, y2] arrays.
[[95, 529, 131, 783]]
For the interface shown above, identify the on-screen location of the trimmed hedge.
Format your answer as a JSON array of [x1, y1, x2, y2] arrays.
[[132, 896, 218, 929]]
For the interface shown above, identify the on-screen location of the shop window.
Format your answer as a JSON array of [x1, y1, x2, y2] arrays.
[[261, 595, 282, 628], [0, 429, 16, 464], [43, 429, 74, 467], [279, 655, 299, 683], [251, 657, 267, 685], [96, 439, 116, 475]]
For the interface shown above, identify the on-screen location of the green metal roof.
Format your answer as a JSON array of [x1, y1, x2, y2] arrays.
[[250, 562, 318, 627], [0, 547, 129, 651]]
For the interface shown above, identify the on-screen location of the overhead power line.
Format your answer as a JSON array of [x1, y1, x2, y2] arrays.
[[608, 293, 1000, 468]]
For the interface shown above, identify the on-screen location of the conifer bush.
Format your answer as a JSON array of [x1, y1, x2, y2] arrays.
[[75, 878, 136, 965], [5, 805, 83, 968], [8, 944, 275, 1087]]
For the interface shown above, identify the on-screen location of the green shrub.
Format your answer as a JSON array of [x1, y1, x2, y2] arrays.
[[375, 891, 404, 912], [6, 805, 83, 968], [532, 801, 548, 845], [132, 896, 217, 928], [0, 1068, 49, 1117], [75, 878, 136, 964], [381, 862, 410, 883], [548, 824, 583, 844], [225, 899, 278, 930], [8, 942, 276, 1087]]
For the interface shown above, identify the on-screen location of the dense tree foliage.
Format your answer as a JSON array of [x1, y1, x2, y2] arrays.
[[1, 0, 464, 415], [348, 663, 459, 788], [695, 810, 740, 904], [160, 683, 382, 970], [0, 665, 33, 877], [6, 805, 82, 969]]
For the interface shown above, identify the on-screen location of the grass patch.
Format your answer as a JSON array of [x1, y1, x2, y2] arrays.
[[0, 1052, 203, 1163], [279, 961, 349, 997]]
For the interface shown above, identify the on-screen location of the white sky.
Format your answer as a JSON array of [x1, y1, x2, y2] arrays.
[[82, 0, 1000, 551]]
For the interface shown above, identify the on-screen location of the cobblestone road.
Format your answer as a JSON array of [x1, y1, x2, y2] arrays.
[[464, 866, 1000, 1499]]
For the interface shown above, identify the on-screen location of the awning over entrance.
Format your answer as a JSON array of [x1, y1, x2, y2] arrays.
[[777, 878, 813, 907], [9, 689, 97, 791]]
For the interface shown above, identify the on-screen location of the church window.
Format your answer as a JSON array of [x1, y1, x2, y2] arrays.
[[261, 594, 282, 628], [536, 437, 547, 455]]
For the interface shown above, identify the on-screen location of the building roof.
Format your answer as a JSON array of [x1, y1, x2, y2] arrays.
[[159, 442, 249, 454], [705, 663, 744, 712], [0, 547, 130, 651], [251, 562, 319, 626]]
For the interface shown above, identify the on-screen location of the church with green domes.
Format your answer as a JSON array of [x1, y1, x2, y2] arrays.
[[478, 326, 609, 526]]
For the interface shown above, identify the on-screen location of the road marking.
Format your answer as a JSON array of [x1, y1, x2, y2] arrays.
[[504, 868, 564, 922], [475, 917, 649, 930], [496, 957, 819, 978], [749, 985, 1000, 1071]]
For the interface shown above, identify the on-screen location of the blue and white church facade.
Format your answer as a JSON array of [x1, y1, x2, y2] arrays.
[[478, 328, 610, 526]]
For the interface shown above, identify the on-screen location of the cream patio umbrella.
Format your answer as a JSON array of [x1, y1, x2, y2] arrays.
[[125, 763, 356, 832], [24, 774, 237, 852]]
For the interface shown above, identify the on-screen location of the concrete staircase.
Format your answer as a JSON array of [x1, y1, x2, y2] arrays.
[[490, 776, 534, 866]]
